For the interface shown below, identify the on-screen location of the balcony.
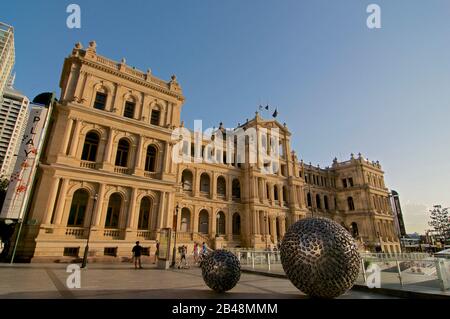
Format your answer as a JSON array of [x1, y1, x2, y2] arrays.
[[144, 171, 159, 179], [80, 161, 97, 169], [65, 227, 87, 238], [114, 166, 131, 175], [136, 230, 153, 240], [103, 229, 122, 239]]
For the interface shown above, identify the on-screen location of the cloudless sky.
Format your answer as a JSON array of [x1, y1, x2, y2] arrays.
[[2, 0, 449, 233]]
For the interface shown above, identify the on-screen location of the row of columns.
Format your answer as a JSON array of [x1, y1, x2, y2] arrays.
[[175, 207, 240, 239], [59, 118, 173, 175], [42, 175, 170, 235]]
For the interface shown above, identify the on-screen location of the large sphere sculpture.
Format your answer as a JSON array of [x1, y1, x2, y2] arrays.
[[280, 217, 361, 298], [201, 249, 241, 292]]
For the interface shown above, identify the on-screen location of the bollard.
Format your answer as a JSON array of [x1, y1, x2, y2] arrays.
[[267, 252, 271, 271]]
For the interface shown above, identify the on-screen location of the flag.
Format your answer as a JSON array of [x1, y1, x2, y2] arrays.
[[272, 108, 278, 118]]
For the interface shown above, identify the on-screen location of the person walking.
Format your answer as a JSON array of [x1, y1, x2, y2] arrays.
[[132, 241, 143, 269], [153, 240, 159, 264], [193, 242, 199, 264], [178, 245, 188, 269]]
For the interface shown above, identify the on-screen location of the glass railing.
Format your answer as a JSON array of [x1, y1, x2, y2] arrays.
[[226, 248, 450, 293]]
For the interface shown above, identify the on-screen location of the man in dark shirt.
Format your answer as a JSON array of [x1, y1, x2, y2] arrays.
[[132, 241, 143, 269]]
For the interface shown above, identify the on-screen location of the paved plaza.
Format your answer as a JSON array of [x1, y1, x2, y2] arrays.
[[0, 263, 394, 299]]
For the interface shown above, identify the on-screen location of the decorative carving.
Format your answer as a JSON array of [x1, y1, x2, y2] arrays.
[[280, 217, 361, 299], [201, 249, 241, 292]]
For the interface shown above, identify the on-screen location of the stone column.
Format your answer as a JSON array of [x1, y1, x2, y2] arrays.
[[103, 127, 115, 164], [192, 207, 199, 234], [60, 118, 74, 155], [93, 183, 106, 227], [134, 136, 144, 172], [68, 120, 81, 157], [127, 188, 138, 229], [53, 178, 70, 225], [211, 172, 217, 199], [43, 177, 60, 225], [226, 210, 233, 240], [270, 216, 277, 244], [156, 192, 166, 230]]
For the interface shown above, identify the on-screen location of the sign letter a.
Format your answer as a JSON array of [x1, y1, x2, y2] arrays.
[[366, 4, 381, 29], [66, 4, 81, 29]]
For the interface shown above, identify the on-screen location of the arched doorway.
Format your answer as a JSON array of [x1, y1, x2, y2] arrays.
[[216, 211, 226, 235], [138, 197, 151, 230], [67, 189, 89, 226], [198, 209, 209, 234], [232, 213, 241, 235], [105, 193, 122, 228], [180, 208, 191, 232]]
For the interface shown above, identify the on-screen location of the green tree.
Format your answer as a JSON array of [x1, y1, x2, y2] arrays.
[[428, 205, 450, 240]]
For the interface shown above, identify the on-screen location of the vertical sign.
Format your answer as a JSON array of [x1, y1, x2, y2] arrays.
[[0, 104, 50, 220]]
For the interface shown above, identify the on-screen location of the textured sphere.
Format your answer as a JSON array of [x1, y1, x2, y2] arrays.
[[201, 249, 241, 292], [280, 217, 361, 298]]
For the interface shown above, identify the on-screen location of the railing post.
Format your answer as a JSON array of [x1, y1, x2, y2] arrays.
[[396, 259, 403, 287], [435, 258, 450, 291], [267, 252, 271, 271], [361, 258, 367, 285], [252, 252, 255, 269]]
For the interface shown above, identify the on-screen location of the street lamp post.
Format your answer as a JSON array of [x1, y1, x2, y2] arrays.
[[264, 213, 269, 249], [81, 193, 98, 269], [171, 204, 180, 267]]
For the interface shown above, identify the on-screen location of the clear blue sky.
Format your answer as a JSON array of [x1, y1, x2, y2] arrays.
[[2, 0, 450, 233]]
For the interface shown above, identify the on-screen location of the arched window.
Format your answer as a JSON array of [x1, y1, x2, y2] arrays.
[[232, 179, 241, 199], [81, 131, 99, 162], [124, 100, 135, 118], [217, 211, 226, 235], [105, 193, 122, 228], [217, 176, 226, 197], [351, 222, 359, 237], [180, 208, 191, 232], [115, 139, 130, 167], [198, 209, 209, 234], [324, 195, 329, 210], [67, 189, 89, 226], [145, 145, 157, 172], [316, 194, 321, 209], [181, 169, 193, 191], [200, 173, 210, 193], [307, 192, 312, 207], [232, 213, 241, 235], [348, 197, 355, 211], [274, 185, 279, 201], [282, 186, 288, 204], [138, 197, 151, 230], [150, 108, 161, 126], [93, 91, 107, 110]]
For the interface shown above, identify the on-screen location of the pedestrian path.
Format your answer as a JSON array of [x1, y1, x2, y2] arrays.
[[0, 263, 394, 299]]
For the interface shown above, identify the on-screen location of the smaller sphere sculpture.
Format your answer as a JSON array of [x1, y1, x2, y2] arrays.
[[201, 249, 241, 292], [280, 217, 361, 298]]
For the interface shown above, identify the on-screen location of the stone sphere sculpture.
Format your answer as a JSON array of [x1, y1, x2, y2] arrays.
[[280, 217, 361, 298], [201, 249, 241, 292]]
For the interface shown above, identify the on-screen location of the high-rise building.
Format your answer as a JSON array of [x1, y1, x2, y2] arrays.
[[0, 22, 15, 105], [0, 77, 30, 179], [389, 190, 407, 238]]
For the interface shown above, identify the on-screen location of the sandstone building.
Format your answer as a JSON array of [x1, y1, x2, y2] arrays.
[[17, 42, 400, 261]]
